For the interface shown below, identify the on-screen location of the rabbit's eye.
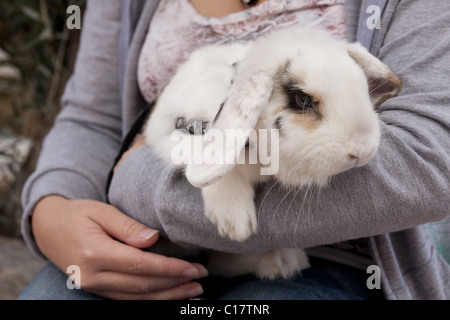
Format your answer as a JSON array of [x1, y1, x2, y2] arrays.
[[284, 82, 321, 118], [295, 92, 312, 109], [293, 91, 320, 115]]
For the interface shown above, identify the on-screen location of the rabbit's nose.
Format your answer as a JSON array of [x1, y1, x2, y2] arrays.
[[347, 153, 359, 167], [348, 145, 378, 167]]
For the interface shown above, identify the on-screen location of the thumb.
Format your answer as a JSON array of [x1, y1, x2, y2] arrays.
[[92, 202, 160, 248]]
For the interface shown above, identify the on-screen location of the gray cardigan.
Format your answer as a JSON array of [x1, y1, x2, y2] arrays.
[[21, 0, 450, 299]]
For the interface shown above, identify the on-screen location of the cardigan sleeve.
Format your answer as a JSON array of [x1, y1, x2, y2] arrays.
[[108, 0, 450, 254], [21, 0, 123, 259]]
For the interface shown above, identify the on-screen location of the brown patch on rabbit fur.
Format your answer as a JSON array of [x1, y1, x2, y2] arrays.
[[270, 64, 322, 132]]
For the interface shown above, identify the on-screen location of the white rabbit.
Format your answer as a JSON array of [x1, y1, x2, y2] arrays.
[[143, 27, 401, 279]]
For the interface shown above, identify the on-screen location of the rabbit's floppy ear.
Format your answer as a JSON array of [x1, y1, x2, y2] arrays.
[[346, 43, 402, 108], [186, 69, 274, 188]]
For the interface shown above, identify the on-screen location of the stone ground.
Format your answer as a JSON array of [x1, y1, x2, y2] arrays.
[[0, 235, 46, 300]]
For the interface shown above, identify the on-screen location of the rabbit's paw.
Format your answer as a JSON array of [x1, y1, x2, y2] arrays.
[[206, 203, 257, 242], [255, 248, 310, 280]]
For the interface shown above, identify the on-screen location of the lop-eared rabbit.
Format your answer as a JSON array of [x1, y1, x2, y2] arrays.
[[144, 27, 401, 279]]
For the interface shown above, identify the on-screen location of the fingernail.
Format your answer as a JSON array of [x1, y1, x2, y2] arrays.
[[183, 268, 200, 278], [187, 284, 204, 298], [139, 229, 158, 240], [183, 266, 209, 278], [196, 265, 209, 277]]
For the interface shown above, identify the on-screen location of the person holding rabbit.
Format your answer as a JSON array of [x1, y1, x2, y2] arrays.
[[19, 0, 449, 300]]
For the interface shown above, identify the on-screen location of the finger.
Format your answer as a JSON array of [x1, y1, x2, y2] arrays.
[[90, 270, 198, 294], [131, 134, 146, 148], [98, 238, 208, 278], [91, 281, 204, 300], [113, 136, 146, 173], [91, 204, 160, 249]]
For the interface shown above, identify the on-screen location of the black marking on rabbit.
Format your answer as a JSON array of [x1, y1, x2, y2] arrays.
[[274, 116, 283, 132], [175, 117, 209, 135]]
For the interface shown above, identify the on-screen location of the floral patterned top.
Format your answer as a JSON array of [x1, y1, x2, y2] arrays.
[[138, 0, 346, 103]]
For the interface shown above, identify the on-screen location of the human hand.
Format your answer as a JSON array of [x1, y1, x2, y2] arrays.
[[32, 196, 208, 299]]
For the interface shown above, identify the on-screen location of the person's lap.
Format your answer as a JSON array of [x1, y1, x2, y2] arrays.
[[17, 258, 384, 300]]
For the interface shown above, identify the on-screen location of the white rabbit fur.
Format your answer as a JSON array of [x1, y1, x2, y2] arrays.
[[143, 27, 401, 279]]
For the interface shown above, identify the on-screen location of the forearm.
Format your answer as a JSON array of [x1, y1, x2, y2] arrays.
[[21, 115, 122, 258], [109, 128, 449, 254]]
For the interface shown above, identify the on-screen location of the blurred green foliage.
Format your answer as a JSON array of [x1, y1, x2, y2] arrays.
[[0, 0, 85, 236], [1, 0, 84, 123]]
